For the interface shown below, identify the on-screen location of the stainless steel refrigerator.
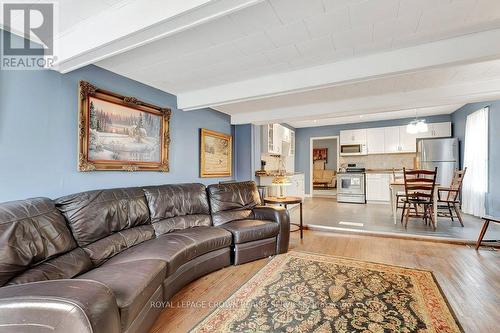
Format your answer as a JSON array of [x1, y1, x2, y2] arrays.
[[417, 138, 459, 187]]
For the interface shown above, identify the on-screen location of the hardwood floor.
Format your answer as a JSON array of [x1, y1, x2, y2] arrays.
[[291, 197, 500, 241], [149, 231, 499, 333]]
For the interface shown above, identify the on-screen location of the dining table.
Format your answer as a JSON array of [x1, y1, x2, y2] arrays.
[[389, 181, 441, 227]]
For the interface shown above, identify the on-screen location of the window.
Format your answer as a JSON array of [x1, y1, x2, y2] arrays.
[[462, 107, 489, 217]]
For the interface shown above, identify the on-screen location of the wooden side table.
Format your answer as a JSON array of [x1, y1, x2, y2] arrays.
[[263, 196, 303, 239], [476, 216, 500, 250]]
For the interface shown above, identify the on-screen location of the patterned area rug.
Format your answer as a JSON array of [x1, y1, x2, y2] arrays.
[[191, 251, 462, 333]]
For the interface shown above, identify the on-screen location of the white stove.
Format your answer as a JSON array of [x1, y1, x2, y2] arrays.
[[337, 164, 366, 204]]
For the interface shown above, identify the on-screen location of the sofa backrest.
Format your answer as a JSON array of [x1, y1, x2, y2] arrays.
[[144, 183, 211, 236], [207, 181, 261, 226], [55, 188, 154, 266], [0, 197, 92, 286]]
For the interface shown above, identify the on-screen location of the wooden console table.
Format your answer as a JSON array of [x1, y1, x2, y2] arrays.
[[263, 196, 303, 239]]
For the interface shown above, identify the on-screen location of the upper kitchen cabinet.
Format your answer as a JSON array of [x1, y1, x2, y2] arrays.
[[416, 122, 451, 138], [426, 122, 452, 138], [366, 128, 385, 154], [383, 127, 400, 153], [261, 124, 295, 156], [340, 129, 367, 145], [398, 126, 419, 153], [282, 126, 291, 143], [262, 124, 282, 155], [290, 130, 295, 156], [386, 126, 418, 153]]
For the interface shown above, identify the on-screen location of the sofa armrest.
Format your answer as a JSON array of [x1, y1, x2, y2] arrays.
[[253, 206, 290, 254], [0, 279, 120, 333]]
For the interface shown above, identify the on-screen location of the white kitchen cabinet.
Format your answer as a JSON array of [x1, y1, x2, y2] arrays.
[[282, 126, 291, 143], [366, 128, 385, 154], [340, 129, 367, 145], [382, 126, 418, 153], [398, 126, 418, 153], [262, 124, 283, 155], [337, 121, 451, 155], [287, 173, 305, 198], [416, 122, 452, 138], [383, 127, 400, 153], [366, 173, 391, 202], [285, 129, 295, 172], [429, 122, 452, 138]]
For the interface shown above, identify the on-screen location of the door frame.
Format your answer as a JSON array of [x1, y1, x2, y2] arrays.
[[309, 136, 340, 197]]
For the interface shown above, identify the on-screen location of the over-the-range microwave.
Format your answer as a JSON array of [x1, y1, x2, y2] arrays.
[[340, 144, 367, 156]]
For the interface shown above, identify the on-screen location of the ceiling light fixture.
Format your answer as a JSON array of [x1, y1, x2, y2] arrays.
[[406, 109, 428, 134]]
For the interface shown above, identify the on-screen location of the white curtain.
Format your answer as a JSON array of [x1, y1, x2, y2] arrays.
[[462, 107, 489, 217]]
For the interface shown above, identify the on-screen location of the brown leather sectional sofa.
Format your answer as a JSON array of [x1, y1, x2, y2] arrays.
[[0, 181, 289, 333]]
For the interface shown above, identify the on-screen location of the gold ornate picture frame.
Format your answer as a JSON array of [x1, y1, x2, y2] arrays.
[[200, 128, 232, 178], [78, 81, 171, 172]]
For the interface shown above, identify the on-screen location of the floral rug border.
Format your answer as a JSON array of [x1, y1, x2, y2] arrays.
[[190, 251, 464, 333]]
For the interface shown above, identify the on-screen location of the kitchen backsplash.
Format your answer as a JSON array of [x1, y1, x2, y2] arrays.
[[261, 154, 281, 171], [339, 153, 416, 170]]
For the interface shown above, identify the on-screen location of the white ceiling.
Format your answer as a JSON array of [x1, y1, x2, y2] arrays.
[[97, 0, 500, 93], [218, 58, 500, 126], [3, 0, 500, 127], [0, 0, 129, 35], [287, 104, 463, 128]]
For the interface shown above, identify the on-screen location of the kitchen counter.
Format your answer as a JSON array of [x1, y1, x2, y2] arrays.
[[255, 171, 304, 177]]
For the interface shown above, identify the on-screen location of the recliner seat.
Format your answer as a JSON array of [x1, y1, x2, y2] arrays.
[[207, 181, 290, 264]]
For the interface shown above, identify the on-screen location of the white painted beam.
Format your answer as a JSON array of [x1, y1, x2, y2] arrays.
[[178, 29, 500, 110], [228, 78, 500, 124], [54, 0, 263, 73]]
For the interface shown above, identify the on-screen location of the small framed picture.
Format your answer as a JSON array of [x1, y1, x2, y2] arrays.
[[200, 129, 232, 178]]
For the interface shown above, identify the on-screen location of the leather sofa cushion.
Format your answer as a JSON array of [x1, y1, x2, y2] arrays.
[[104, 226, 232, 275], [207, 181, 261, 226], [210, 209, 254, 227], [7, 247, 93, 285], [56, 187, 150, 247], [0, 197, 77, 286], [151, 214, 212, 236], [83, 225, 155, 266], [220, 219, 279, 244], [144, 183, 210, 222], [78, 259, 166, 331]]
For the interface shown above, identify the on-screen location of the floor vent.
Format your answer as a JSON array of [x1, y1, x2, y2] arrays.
[[339, 221, 364, 227]]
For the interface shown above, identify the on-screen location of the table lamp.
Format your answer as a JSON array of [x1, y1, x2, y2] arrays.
[[272, 175, 291, 199]]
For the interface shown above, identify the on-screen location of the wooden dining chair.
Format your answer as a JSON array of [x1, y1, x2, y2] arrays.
[[393, 168, 405, 209], [437, 168, 467, 226], [402, 167, 438, 229], [393, 168, 418, 223]]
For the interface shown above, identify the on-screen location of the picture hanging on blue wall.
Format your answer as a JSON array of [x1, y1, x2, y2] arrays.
[[78, 81, 171, 172]]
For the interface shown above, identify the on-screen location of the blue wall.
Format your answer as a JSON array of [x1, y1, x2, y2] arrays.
[[451, 101, 500, 215], [295, 115, 452, 194], [233, 124, 253, 181], [0, 65, 233, 202]]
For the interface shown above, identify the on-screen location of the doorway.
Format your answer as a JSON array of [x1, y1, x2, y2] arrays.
[[310, 136, 339, 198]]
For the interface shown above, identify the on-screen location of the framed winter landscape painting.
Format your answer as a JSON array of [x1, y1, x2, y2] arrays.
[[200, 129, 232, 177], [78, 81, 171, 172]]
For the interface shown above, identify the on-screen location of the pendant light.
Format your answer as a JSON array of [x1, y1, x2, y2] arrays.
[[407, 109, 428, 134]]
